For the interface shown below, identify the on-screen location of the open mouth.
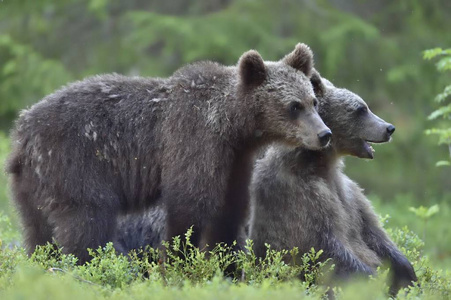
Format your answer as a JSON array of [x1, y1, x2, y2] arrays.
[[363, 141, 375, 157], [363, 137, 391, 159]]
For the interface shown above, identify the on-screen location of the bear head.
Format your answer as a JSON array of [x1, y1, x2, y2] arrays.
[[237, 43, 331, 150], [310, 70, 395, 159]]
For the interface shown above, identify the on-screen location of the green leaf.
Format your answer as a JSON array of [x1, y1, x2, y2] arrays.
[[428, 104, 451, 120], [438, 136, 451, 145], [88, 0, 108, 19], [435, 85, 451, 103], [425, 128, 451, 136], [409, 205, 440, 220], [386, 64, 419, 83], [426, 205, 440, 217], [423, 48, 443, 60], [2, 60, 17, 76], [436, 56, 451, 72], [435, 160, 451, 167], [315, 249, 323, 260]]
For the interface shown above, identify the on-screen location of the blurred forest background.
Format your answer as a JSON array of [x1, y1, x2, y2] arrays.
[[0, 0, 450, 266]]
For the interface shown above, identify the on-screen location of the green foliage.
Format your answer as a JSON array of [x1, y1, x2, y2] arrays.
[[423, 48, 451, 61], [409, 204, 440, 221], [74, 243, 136, 288], [369, 194, 451, 270], [161, 227, 236, 285], [0, 133, 18, 244], [435, 160, 451, 167], [0, 212, 20, 247], [0, 245, 27, 290], [0, 228, 450, 299], [237, 240, 329, 288], [0, 194, 451, 299], [0, 132, 10, 211], [0, 264, 103, 300], [424, 47, 451, 166], [158, 228, 329, 289], [30, 244, 78, 271], [0, 35, 73, 116], [434, 85, 451, 103], [388, 226, 451, 300], [387, 226, 423, 264], [408, 204, 440, 245]]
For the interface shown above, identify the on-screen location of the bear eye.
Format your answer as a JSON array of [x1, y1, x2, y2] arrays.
[[290, 102, 303, 112], [357, 106, 368, 114], [289, 101, 303, 119]]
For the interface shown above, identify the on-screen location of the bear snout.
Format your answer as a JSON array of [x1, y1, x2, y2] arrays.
[[318, 129, 332, 147], [386, 124, 395, 136]]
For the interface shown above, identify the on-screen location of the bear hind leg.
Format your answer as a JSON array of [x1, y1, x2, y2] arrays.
[[49, 205, 119, 264], [11, 176, 53, 255], [19, 204, 53, 255]]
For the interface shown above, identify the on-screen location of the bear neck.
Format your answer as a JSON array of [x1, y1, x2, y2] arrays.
[[227, 86, 270, 154], [170, 62, 266, 154], [286, 145, 343, 179]]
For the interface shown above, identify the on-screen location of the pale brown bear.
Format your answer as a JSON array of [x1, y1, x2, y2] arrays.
[[6, 44, 331, 264], [249, 71, 417, 296]]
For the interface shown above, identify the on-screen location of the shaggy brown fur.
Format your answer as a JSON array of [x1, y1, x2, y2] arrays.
[[113, 66, 416, 295], [249, 72, 417, 295], [6, 44, 330, 263]]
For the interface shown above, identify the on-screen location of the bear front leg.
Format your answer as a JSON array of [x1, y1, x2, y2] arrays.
[[388, 252, 418, 296], [358, 202, 417, 296], [319, 233, 374, 279], [203, 204, 248, 252], [360, 220, 417, 296], [165, 203, 202, 252]]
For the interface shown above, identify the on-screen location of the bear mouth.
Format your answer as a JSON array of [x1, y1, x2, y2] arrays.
[[362, 137, 391, 159], [363, 141, 375, 159]]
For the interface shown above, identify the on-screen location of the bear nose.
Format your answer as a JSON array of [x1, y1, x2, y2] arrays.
[[318, 129, 332, 147], [386, 124, 395, 136]]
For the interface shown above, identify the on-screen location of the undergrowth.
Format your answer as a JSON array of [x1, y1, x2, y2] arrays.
[[0, 220, 450, 300]]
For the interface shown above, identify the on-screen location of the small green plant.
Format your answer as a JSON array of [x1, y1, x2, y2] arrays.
[[30, 243, 78, 271], [408, 204, 440, 244], [236, 240, 301, 284], [0, 244, 27, 289], [74, 243, 136, 288], [0, 213, 20, 247], [424, 47, 451, 167], [236, 239, 331, 294], [161, 227, 236, 285]]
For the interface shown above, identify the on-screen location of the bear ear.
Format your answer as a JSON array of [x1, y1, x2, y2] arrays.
[[310, 68, 325, 98], [238, 50, 267, 88], [282, 43, 314, 77]]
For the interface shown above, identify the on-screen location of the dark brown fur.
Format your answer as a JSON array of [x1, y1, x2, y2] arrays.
[[6, 44, 330, 263], [113, 68, 416, 296]]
